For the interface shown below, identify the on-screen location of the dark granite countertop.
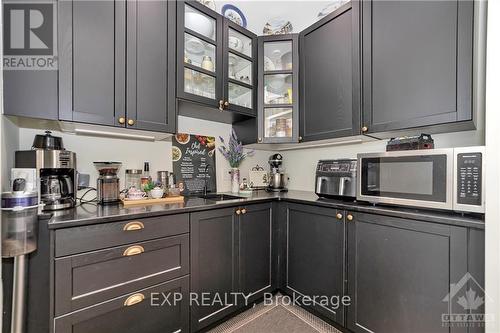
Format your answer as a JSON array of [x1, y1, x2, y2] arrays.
[[45, 190, 484, 230]]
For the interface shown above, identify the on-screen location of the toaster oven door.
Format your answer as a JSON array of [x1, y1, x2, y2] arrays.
[[357, 150, 454, 210]]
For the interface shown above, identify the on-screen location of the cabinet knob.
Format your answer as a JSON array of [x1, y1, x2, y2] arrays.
[[224, 101, 229, 107], [123, 245, 145, 257], [124, 293, 145, 307], [298, 136, 303, 142], [118, 117, 126, 124], [361, 126, 368, 133], [236, 209, 241, 215], [241, 208, 247, 214], [258, 138, 263, 143], [128, 119, 135, 126], [336, 213, 343, 220], [123, 221, 144, 231], [219, 100, 225, 111], [347, 214, 354, 221]]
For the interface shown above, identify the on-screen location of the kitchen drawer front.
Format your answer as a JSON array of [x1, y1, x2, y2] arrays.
[[55, 213, 189, 257], [54, 275, 189, 333], [55, 234, 189, 316]]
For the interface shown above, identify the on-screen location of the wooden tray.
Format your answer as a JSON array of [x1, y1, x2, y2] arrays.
[[121, 196, 185, 207]]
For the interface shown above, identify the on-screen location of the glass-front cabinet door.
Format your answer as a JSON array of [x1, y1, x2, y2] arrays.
[[223, 20, 257, 116], [177, 1, 223, 108], [258, 34, 299, 143]]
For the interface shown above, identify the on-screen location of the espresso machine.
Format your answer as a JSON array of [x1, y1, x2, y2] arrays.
[[267, 153, 289, 192], [15, 131, 77, 211]]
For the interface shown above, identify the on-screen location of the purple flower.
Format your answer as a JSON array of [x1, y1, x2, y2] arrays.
[[218, 130, 253, 168]]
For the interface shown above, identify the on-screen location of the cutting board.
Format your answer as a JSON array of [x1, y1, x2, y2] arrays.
[[121, 196, 184, 207]]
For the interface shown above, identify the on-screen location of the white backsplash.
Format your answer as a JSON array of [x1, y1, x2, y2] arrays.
[[13, 116, 272, 193], [281, 129, 485, 191]]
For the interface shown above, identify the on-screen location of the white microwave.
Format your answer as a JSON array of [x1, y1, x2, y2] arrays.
[[357, 147, 485, 213]]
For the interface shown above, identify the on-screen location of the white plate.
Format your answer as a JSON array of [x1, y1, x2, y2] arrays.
[[185, 37, 205, 55]]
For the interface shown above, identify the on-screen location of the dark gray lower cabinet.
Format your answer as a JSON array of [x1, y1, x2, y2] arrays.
[[239, 203, 274, 303], [346, 211, 468, 333], [190, 208, 239, 331], [283, 203, 346, 326], [54, 276, 189, 333], [190, 203, 273, 331]]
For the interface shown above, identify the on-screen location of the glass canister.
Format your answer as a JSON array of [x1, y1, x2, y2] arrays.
[[1, 191, 39, 257], [125, 169, 142, 190]]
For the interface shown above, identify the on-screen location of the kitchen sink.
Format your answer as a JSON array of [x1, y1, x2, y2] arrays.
[[197, 194, 244, 201]]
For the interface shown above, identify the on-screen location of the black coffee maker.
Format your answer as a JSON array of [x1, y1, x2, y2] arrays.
[[15, 131, 77, 211]]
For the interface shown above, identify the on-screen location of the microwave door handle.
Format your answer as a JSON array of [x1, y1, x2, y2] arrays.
[[339, 177, 350, 196]]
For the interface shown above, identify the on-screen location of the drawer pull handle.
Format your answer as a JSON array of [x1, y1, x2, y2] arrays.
[[336, 213, 343, 220], [123, 245, 144, 256], [347, 214, 354, 221], [124, 293, 145, 307], [123, 221, 144, 231], [241, 208, 247, 214]]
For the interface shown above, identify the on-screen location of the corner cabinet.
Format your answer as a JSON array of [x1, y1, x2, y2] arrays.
[[190, 203, 273, 331], [257, 34, 300, 143], [177, 1, 257, 117], [361, 0, 475, 134], [58, 0, 176, 133], [299, 2, 361, 142], [283, 203, 346, 326]]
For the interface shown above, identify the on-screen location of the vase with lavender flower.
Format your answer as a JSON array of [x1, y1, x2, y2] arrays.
[[219, 129, 254, 193]]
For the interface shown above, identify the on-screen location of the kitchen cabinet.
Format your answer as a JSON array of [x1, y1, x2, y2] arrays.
[[346, 211, 468, 333], [283, 203, 345, 326], [126, 0, 176, 132], [190, 207, 239, 331], [54, 276, 189, 333], [361, 0, 475, 134], [177, 1, 257, 119], [299, 2, 360, 142], [190, 203, 273, 330], [238, 203, 274, 303], [58, 0, 176, 132], [257, 34, 300, 143]]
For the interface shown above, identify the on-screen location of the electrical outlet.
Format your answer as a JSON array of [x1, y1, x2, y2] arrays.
[[223, 169, 232, 181]]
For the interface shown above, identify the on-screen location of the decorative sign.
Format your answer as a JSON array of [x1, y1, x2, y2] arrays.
[[172, 133, 216, 195]]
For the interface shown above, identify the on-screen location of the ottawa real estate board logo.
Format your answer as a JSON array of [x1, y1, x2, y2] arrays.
[[3, 1, 57, 70]]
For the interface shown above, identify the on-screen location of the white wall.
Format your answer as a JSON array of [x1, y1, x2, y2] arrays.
[[281, 129, 484, 191], [1, 116, 19, 191], [213, 0, 330, 35], [15, 116, 272, 193]]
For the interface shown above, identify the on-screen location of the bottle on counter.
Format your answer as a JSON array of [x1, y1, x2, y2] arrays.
[[141, 162, 152, 191]]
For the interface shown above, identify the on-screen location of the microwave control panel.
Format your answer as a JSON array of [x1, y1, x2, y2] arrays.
[[456, 152, 482, 206]]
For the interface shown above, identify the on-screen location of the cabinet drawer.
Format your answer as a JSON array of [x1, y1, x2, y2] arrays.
[[55, 234, 189, 316], [54, 275, 189, 333], [55, 213, 189, 257]]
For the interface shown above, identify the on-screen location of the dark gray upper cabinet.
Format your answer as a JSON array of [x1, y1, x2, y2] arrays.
[[238, 203, 273, 303], [190, 207, 239, 331], [346, 211, 468, 333], [284, 203, 346, 326], [299, 2, 361, 142], [361, 0, 475, 134], [58, 0, 125, 126], [58, 0, 175, 132], [177, 1, 257, 120], [126, 0, 176, 133], [257, 34, 300, 144]]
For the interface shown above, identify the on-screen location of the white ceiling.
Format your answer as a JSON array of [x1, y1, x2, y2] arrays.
[[212, 1, 333, 35]]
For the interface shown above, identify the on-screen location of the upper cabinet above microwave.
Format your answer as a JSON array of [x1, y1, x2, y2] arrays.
[[360, 0, 476, 135], [176, 1, 257, 122]]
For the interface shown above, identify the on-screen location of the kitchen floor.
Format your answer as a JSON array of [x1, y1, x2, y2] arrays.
[[208, 294, 342, 333]]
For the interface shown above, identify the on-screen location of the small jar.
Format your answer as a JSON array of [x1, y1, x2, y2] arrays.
[[125, 169, 142, 190]]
